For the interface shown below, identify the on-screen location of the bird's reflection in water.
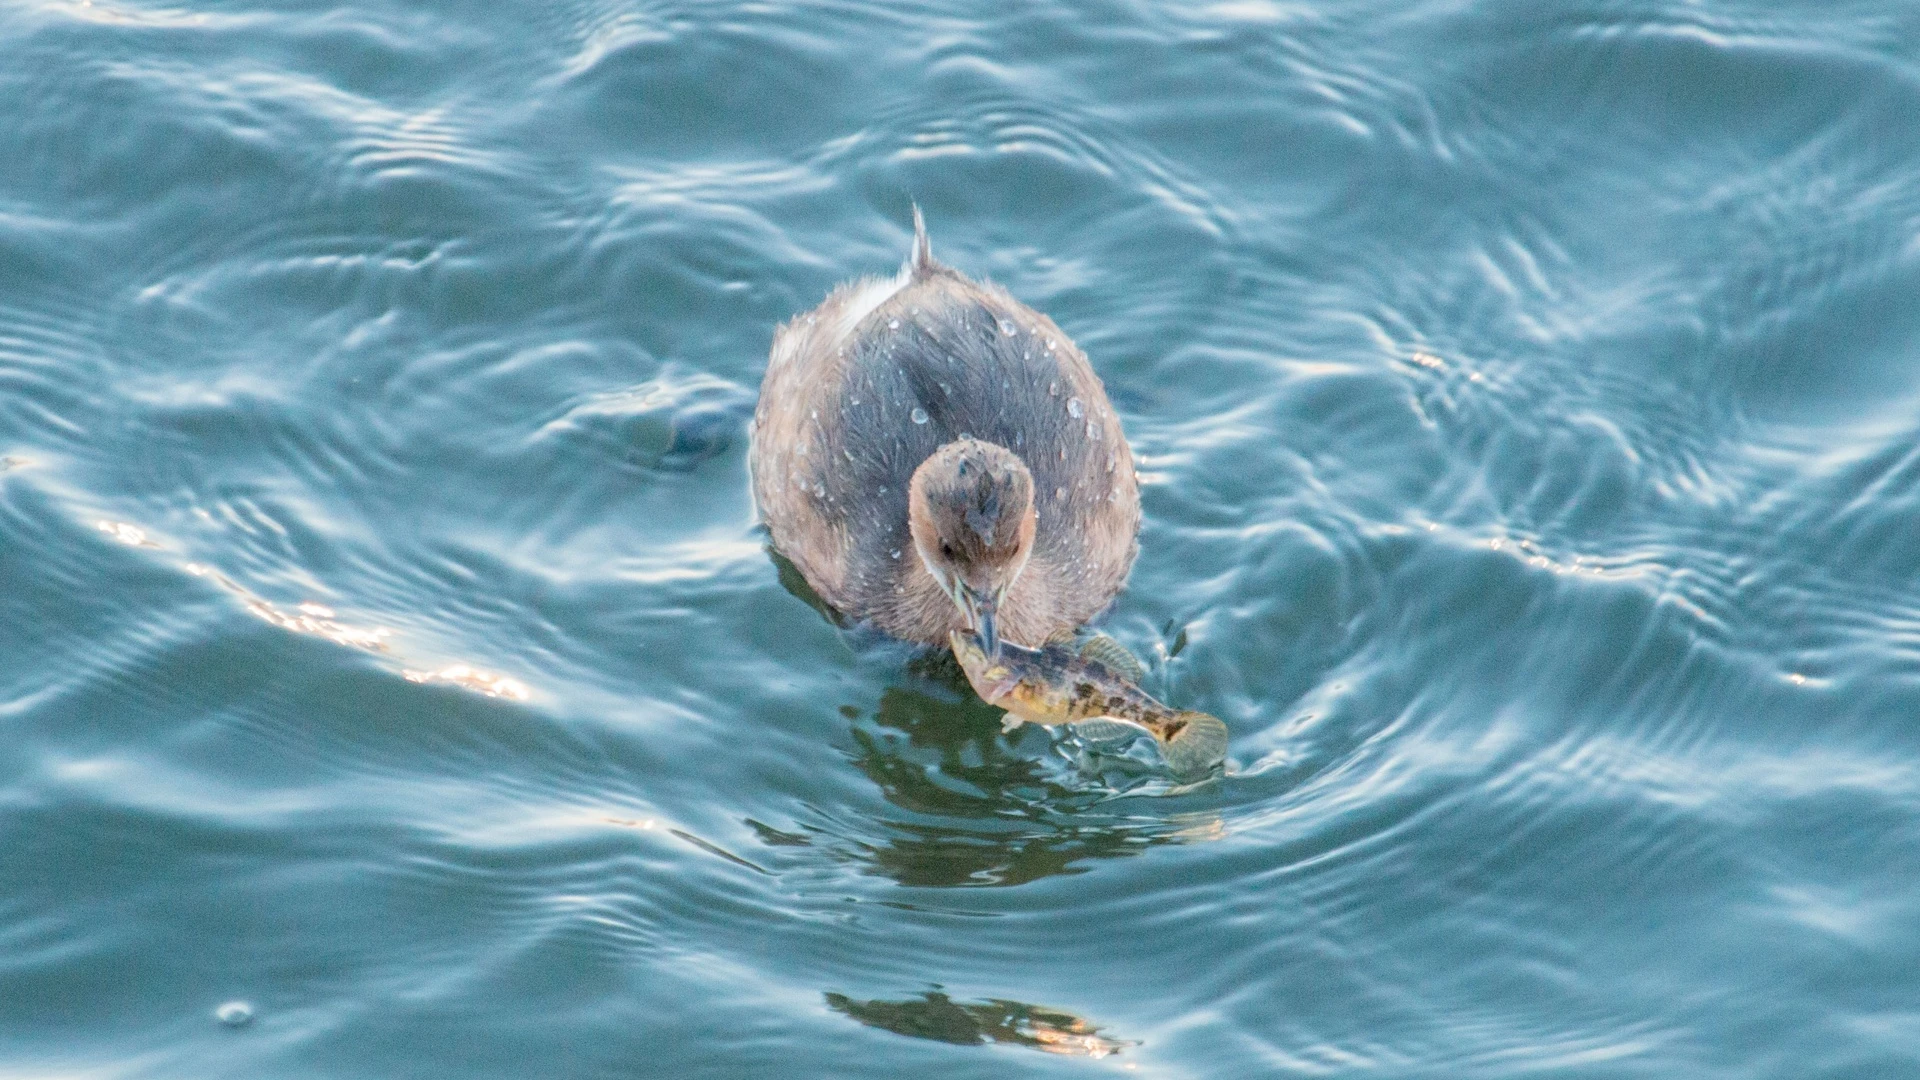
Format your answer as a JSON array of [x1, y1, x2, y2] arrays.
[[825, 990, 1135, 1058], [843, 651, 1222, 887], [771, 547, 847, 627]]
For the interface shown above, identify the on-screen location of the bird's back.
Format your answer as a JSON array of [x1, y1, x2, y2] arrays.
[[751, 232, 1139, 646]]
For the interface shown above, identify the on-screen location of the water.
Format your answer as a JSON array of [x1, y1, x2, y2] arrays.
[[4, 1, 1919, 1076]]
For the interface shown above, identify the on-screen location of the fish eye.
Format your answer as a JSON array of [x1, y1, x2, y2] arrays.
[[940, 543, 955, 560]]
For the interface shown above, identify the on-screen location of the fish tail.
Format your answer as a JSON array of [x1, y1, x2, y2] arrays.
[[1150, 711, 1229, 778]]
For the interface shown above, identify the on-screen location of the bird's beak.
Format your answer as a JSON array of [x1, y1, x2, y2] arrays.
[[959, 582, 1000, 660]]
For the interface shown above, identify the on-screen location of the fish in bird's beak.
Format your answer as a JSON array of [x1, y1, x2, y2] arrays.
[[948, 629, 1021, 702]]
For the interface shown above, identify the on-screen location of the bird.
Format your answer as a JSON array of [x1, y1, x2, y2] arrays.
[[750, 208, 1140, 658]]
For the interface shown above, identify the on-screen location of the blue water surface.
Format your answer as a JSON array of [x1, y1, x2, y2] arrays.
[[5, 1, 1920, 1076]]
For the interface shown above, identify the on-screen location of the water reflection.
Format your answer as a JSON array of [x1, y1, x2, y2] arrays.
[[103, 529, 533, 700], [845, 661, 1220, 887], [769, 547, 847, 627], [401, 664, 531, 701], [771, 542, 1222, 884], [96, 519, 159, 548], [824, 990, 1135, 1058]]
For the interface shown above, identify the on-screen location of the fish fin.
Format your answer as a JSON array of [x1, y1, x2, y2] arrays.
[[1000, 712, 1025, 733], [1077, 632, 1146, 683], [1072, 717, 1149, 743], [1151, 711, 1229, 778], [906, 204, 935, 278]]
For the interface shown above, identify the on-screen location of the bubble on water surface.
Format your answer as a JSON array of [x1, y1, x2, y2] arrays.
[[1067, 398, 1083, 418], [215, 1001, 253, 1028], [911, 407, 928, 424]]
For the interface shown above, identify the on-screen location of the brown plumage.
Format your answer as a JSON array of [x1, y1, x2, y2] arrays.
[[749, 209, 1140, 649]]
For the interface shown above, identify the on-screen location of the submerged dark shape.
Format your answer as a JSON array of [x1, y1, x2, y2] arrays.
[[750, 208, 1140, 650], [825, 990, 1134, 1057], [660, 399, 751, 471]]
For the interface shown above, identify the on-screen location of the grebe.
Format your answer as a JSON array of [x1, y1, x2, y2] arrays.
[[750, 209, 1139, 657]]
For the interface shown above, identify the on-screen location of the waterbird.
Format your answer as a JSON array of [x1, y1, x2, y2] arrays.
[[750, 209, 1140, 656]]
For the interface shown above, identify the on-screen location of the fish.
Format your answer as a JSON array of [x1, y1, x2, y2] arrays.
[[949, 630, 1229, 778]]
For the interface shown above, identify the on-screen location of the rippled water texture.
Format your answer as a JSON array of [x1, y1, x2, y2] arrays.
[[6, 1, 1920, 1076]]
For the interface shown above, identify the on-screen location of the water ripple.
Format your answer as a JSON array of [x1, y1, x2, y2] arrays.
[[5, 0, 1920, 1075]]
